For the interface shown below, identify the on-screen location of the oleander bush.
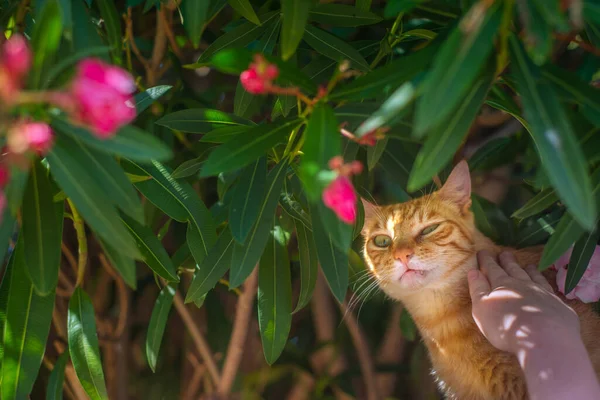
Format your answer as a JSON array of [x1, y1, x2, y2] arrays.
[[0, 0, 599, 399]]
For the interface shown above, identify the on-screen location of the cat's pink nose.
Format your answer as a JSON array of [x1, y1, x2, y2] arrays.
[[394, 247, 414, 265]]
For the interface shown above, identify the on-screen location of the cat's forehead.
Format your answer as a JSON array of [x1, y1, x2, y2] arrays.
[[367, 196, 441, 232]]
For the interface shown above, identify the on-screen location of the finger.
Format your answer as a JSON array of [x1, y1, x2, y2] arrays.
[[477, 250, 507, 284], [524, 264, 554, 292], [468, 269, 491, 303], [498, 252, 531, 281]]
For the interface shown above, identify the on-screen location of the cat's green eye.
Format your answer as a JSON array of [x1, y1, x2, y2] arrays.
[[373, 235, 392, 248], [421, 224, 440, 236]]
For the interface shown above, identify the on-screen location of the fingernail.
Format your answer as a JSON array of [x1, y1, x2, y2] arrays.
[[468, 269, 479, 281]]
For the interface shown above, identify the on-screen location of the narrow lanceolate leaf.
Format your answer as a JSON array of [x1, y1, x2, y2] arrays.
[[156, 109, 255, 133], [311, 206, 349, 302], [29, 0, 62, 89], [182, 0, 210, 47], [303, 25, 370, 72], [300, 103, 341, 201], [96, 0, 122, 63], [121, 215, 180, 282], [47, 137, 141, 258], [146, 285, 176, 372], [21, 160, 63, 295], [539, 213, 586, 269], [281, 0, 311, 60], [309, 4, 382, 26], [1, 239, 55, 400], [46, 351, 69, 400], [510, 36, 596, 231], [201, 118, 303, 177], [228, 0, 260, 25], [135, 85, 172, 114], [230, 161, 289, 288], [565, 227, 600, 294], [230, 158, 267, 243], [293, 220, 318, 313], [196, 12, 278, 63], [512, 189, 559, 220], [98, 239, 137, 289], [54, 118, 172, 163], [408, 69, 494, 191], [258, 225, 292, 365], [0, 249, 14, 376], [186, 229, 235, 303], [367, 138, 389, 170], [414, 2, 501, 135], [68, 288, 108, 400]]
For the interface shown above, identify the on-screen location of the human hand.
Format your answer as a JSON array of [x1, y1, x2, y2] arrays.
[[468, 250, 581, 355]]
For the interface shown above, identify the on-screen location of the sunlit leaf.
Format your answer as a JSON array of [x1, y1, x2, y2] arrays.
[[146, 285, 175, 372]]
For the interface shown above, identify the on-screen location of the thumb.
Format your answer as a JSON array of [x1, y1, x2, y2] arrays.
[[468, 269, 491, 303]]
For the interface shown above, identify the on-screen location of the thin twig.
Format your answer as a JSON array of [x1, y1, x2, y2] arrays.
[[338, 300, 379, 400], [148, 7, 169, 86], [160, 7, 184, 59], [217, 266, 259, 395], [61, 242, 77, 275], [173, 291, 221, 385], [125, 8, 151, 72]]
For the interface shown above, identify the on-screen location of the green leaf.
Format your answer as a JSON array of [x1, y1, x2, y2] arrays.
[[512, 189, 559, 220], [0, 248, 14, 377], [96, 0, 122, 63], [0, 207, 15, 265], [300, 103, 341, 201], [543, 65, 600, 121], [230, 157, 267, 243], [182, 0, 210, 47], [47, 137, 141, 258], [230, 160, 289, 288], [98, 239, 137, 289], [185, 229, 235, 303], [408, 69, 494, 191], [510, 36, 596, 231], [42, 46, 112, 89], [146, 285, 175, 372], [201, 118, 303, 177], [311, 206, 348, 302], [53, 118, 172, 162], [5, 167, 28, 216], [29, 0, 63, 89], [1, 239, 55, 400], [156, 109, 255, 133], [281, 0, 311, 60], [121, 214, 180, 282], [309, 4, 382, 26], [68, 288, 108, 400], [293, 219, 317, 312], [46, 351, 68, 400], [228, 0, 260, 25], [329, 40, 440, 101], [539, 213, 585, 269], [196, 12, 278, 63], [304, 25, 370, 72], [415, 3, 501, 136], [258, 224, 292, 364], [135, 85, 173, 114], [279, 191, 311, 230], [367, 137, 389, 170], [565, 227, 600, 294], [199, 125, 253, 144], [72, 0, 107, 55], [357, 80, 416, 136], [21, 160, 63, 295], [172, 157, 204, 179]]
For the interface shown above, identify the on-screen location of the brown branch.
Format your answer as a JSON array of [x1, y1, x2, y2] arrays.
[[173, 291, 221, 385], [147, 7, 169, 86], [217, 266, 259, 396], [98, 254, 129, 338], [125, 8, 151, 73], [375, 304, 406, 397], [160, 8, 184, 59], [554, 32, 600, 57], [61, 242, 77, 275], [338, 300, 379, 400]]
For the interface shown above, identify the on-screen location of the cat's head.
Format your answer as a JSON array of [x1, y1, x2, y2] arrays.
[[361, 161, 478, 300]]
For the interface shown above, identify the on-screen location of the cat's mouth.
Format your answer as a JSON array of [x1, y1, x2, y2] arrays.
[[399, 268, 428, 280]]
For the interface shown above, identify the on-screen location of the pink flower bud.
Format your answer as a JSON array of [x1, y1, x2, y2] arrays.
[[328, 156, 344, 170], [350, 161, 363, 175], [0, 165, 9, 188], [70, 58, 137, 138], [8, 121, 54, 155], [240, 68, 266, 94], [264, 64, 279, 80], [2, 34, 31, 80], [322, 175, 357, 224]]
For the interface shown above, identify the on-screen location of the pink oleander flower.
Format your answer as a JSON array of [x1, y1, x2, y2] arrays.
[[555, 246, 600, 303], [7, 121, 54, 155], [70, 58, 136, 138], [0, 165, 10, 188], [2, 34, 31, 80], [240, 54, 279, 95], [323, 175, 357, 224]]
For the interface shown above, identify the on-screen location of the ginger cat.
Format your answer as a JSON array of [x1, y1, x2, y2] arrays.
[[361, 161, 600, 400]]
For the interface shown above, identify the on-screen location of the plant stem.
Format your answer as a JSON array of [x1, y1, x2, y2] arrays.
[[67, 199, 87, 288]]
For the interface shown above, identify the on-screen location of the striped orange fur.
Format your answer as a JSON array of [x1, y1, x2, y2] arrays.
[[361, 161, 600, 400]]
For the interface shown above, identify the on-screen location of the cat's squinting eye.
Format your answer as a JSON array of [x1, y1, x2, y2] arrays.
[[373, 235, 392, 248], [421, 224, 440, 236]]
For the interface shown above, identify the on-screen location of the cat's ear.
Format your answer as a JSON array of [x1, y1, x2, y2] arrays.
[[438, 160, 472, 213], [360, 198, 378, 233]]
